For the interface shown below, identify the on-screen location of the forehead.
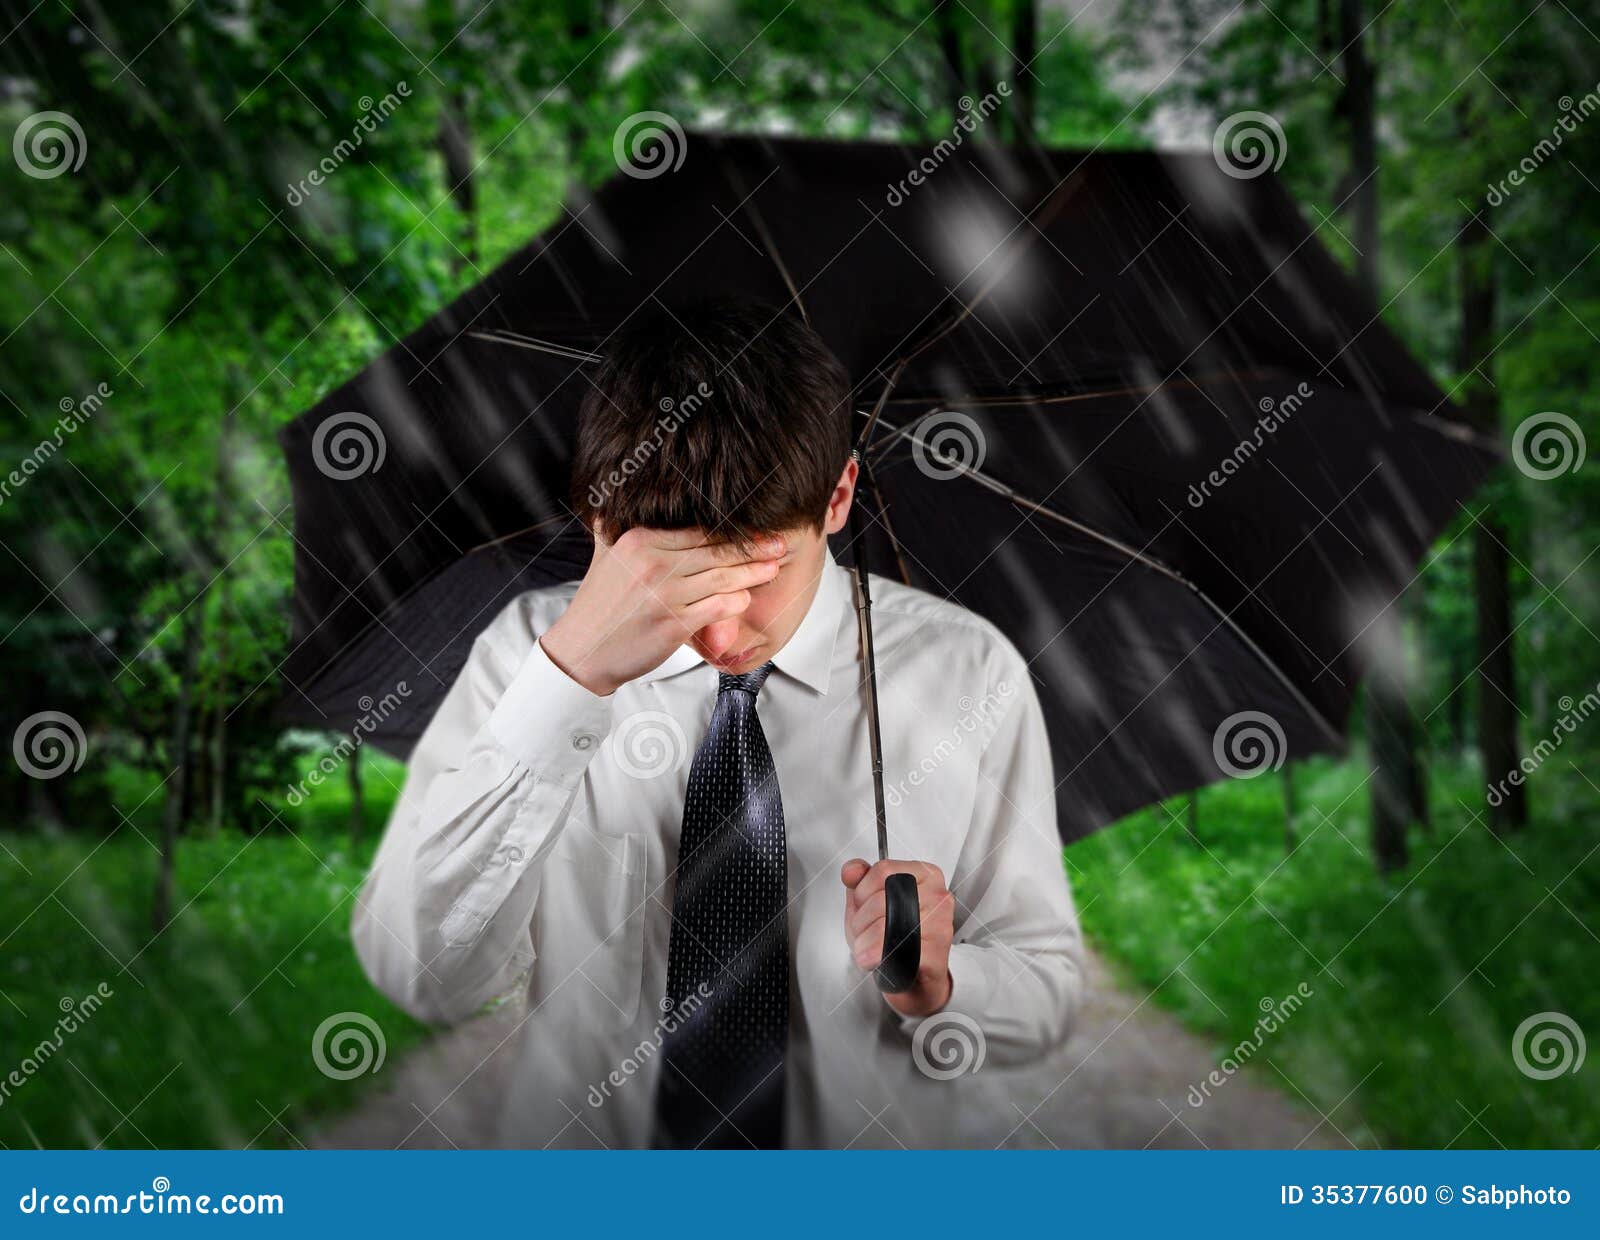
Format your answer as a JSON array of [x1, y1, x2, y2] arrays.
[[676, 525, 821, 562]]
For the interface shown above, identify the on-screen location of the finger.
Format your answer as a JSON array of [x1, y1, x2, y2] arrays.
[[673, 559, 781, 604], [847, 890, 887, 938], [851, 918, 886, 970], [672, 534, 787, 575], [850, 879, 953, 938], [637, 527, 714, 552], [924, 885, 955, 923], [850, 859, 945, 904], [840, 858, 872, 893], [680, 589, 752, 629]]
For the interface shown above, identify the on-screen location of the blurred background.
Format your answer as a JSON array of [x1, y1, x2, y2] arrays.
[[1, 0, 1596, 1150]]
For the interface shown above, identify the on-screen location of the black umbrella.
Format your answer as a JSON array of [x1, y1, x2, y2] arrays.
[[278, 131, 1497, 858]]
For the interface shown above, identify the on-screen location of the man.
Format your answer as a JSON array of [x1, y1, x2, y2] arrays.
[[352, 300, 1083, 1149]]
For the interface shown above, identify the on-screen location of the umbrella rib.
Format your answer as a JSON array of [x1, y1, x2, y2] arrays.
[[876, 171, 1093, 388], [852, 171, 1089, 456], [854, 358, 907, 453], [861, 453, 914, 586], [877, 374, 1499, 451], [877, 418, 1346, 750], [466, 329, 603, 363], [876, 367, 1287, 411], [466, 511, 576, 555], [719, 156, 809, 325], [745, 200, 809, 326]]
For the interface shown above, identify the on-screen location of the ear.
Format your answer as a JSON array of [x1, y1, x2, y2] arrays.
[[821, 455, 858, 537]]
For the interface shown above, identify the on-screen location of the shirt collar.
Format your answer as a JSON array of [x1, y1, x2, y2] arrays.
[[638, 547, 849, 696]]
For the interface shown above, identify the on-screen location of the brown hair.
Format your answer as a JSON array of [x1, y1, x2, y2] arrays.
[[569, 298, 853, 546]]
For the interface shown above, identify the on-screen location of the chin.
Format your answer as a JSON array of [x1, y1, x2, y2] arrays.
[[708, 646, 762, 671]]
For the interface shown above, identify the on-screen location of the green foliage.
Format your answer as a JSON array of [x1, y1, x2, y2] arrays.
[[1073, 757, 1600, 1148], [1, 0, 1595, 1150], [0, 812, 425, 1148], [0, 0, 1146, 838]]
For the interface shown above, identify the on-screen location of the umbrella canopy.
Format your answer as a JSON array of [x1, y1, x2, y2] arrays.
[[277, 132, 1496, 842]]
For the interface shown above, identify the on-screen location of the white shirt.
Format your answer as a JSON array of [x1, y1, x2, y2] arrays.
[[352, 549, 1084, 1148]]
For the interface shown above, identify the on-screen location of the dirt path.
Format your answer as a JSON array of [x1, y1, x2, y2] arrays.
[[307, 948, 1349, 1149]]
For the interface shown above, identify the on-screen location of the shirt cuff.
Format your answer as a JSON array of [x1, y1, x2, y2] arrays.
[[896, 942, 998, 1033], [486, 636, 614, 786]]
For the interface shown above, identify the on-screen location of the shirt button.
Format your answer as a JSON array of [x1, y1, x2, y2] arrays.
[[572, 732, 596, 751]]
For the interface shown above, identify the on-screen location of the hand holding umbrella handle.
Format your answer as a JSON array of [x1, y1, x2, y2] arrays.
[[875, 872, 922, 993]]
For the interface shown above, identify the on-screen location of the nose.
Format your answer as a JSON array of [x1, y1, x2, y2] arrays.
[[694, 619, 740, 660]]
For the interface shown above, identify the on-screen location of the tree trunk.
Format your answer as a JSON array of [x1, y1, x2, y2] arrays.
[[1405, 593, 1430, 830], [1367, 680, 1412, 871], [348, 743, 365, 847], [934, 0, 966, 124], [1471, 526, 1523, 831], [1456, 93, 1526, 833], [1460, 210, 1525, 832], [1283, 766, 1296, 853], [437, 104, 477, 272], [153, 612, 201, 934], [210, 601, 228, 835], [1447, 639, 1468, 753], [208, 407, 233, 835], [1009, 0, 1037, 141], [1340, 0, 1411, 872], [430, 0, 477, 271]]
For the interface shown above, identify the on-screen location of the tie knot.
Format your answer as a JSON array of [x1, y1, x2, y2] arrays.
[[718, 661, 774, 697]]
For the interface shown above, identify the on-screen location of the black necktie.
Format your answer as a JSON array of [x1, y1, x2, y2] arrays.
[[654, 662, 788, 1149]]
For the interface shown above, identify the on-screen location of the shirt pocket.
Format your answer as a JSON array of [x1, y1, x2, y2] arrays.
[[526, 824, 648, 1031]]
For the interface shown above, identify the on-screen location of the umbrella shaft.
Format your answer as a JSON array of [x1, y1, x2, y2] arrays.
[[849, 452, 890, 862]]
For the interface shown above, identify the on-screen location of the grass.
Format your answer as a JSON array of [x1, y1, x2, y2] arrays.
[[1068, 752, 1600, 1149], [0, 752, 427, 1150], [3, 745, 1597, 1149]]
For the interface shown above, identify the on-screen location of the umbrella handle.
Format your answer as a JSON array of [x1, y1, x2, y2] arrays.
[[875, 872, 922, 993]]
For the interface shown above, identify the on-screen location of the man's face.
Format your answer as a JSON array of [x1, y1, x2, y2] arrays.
[[684, 457, 856, 674], [687, 524, 829, 673]]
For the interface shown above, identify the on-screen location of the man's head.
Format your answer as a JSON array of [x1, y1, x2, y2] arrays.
[[569, 299, 856, 672]]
